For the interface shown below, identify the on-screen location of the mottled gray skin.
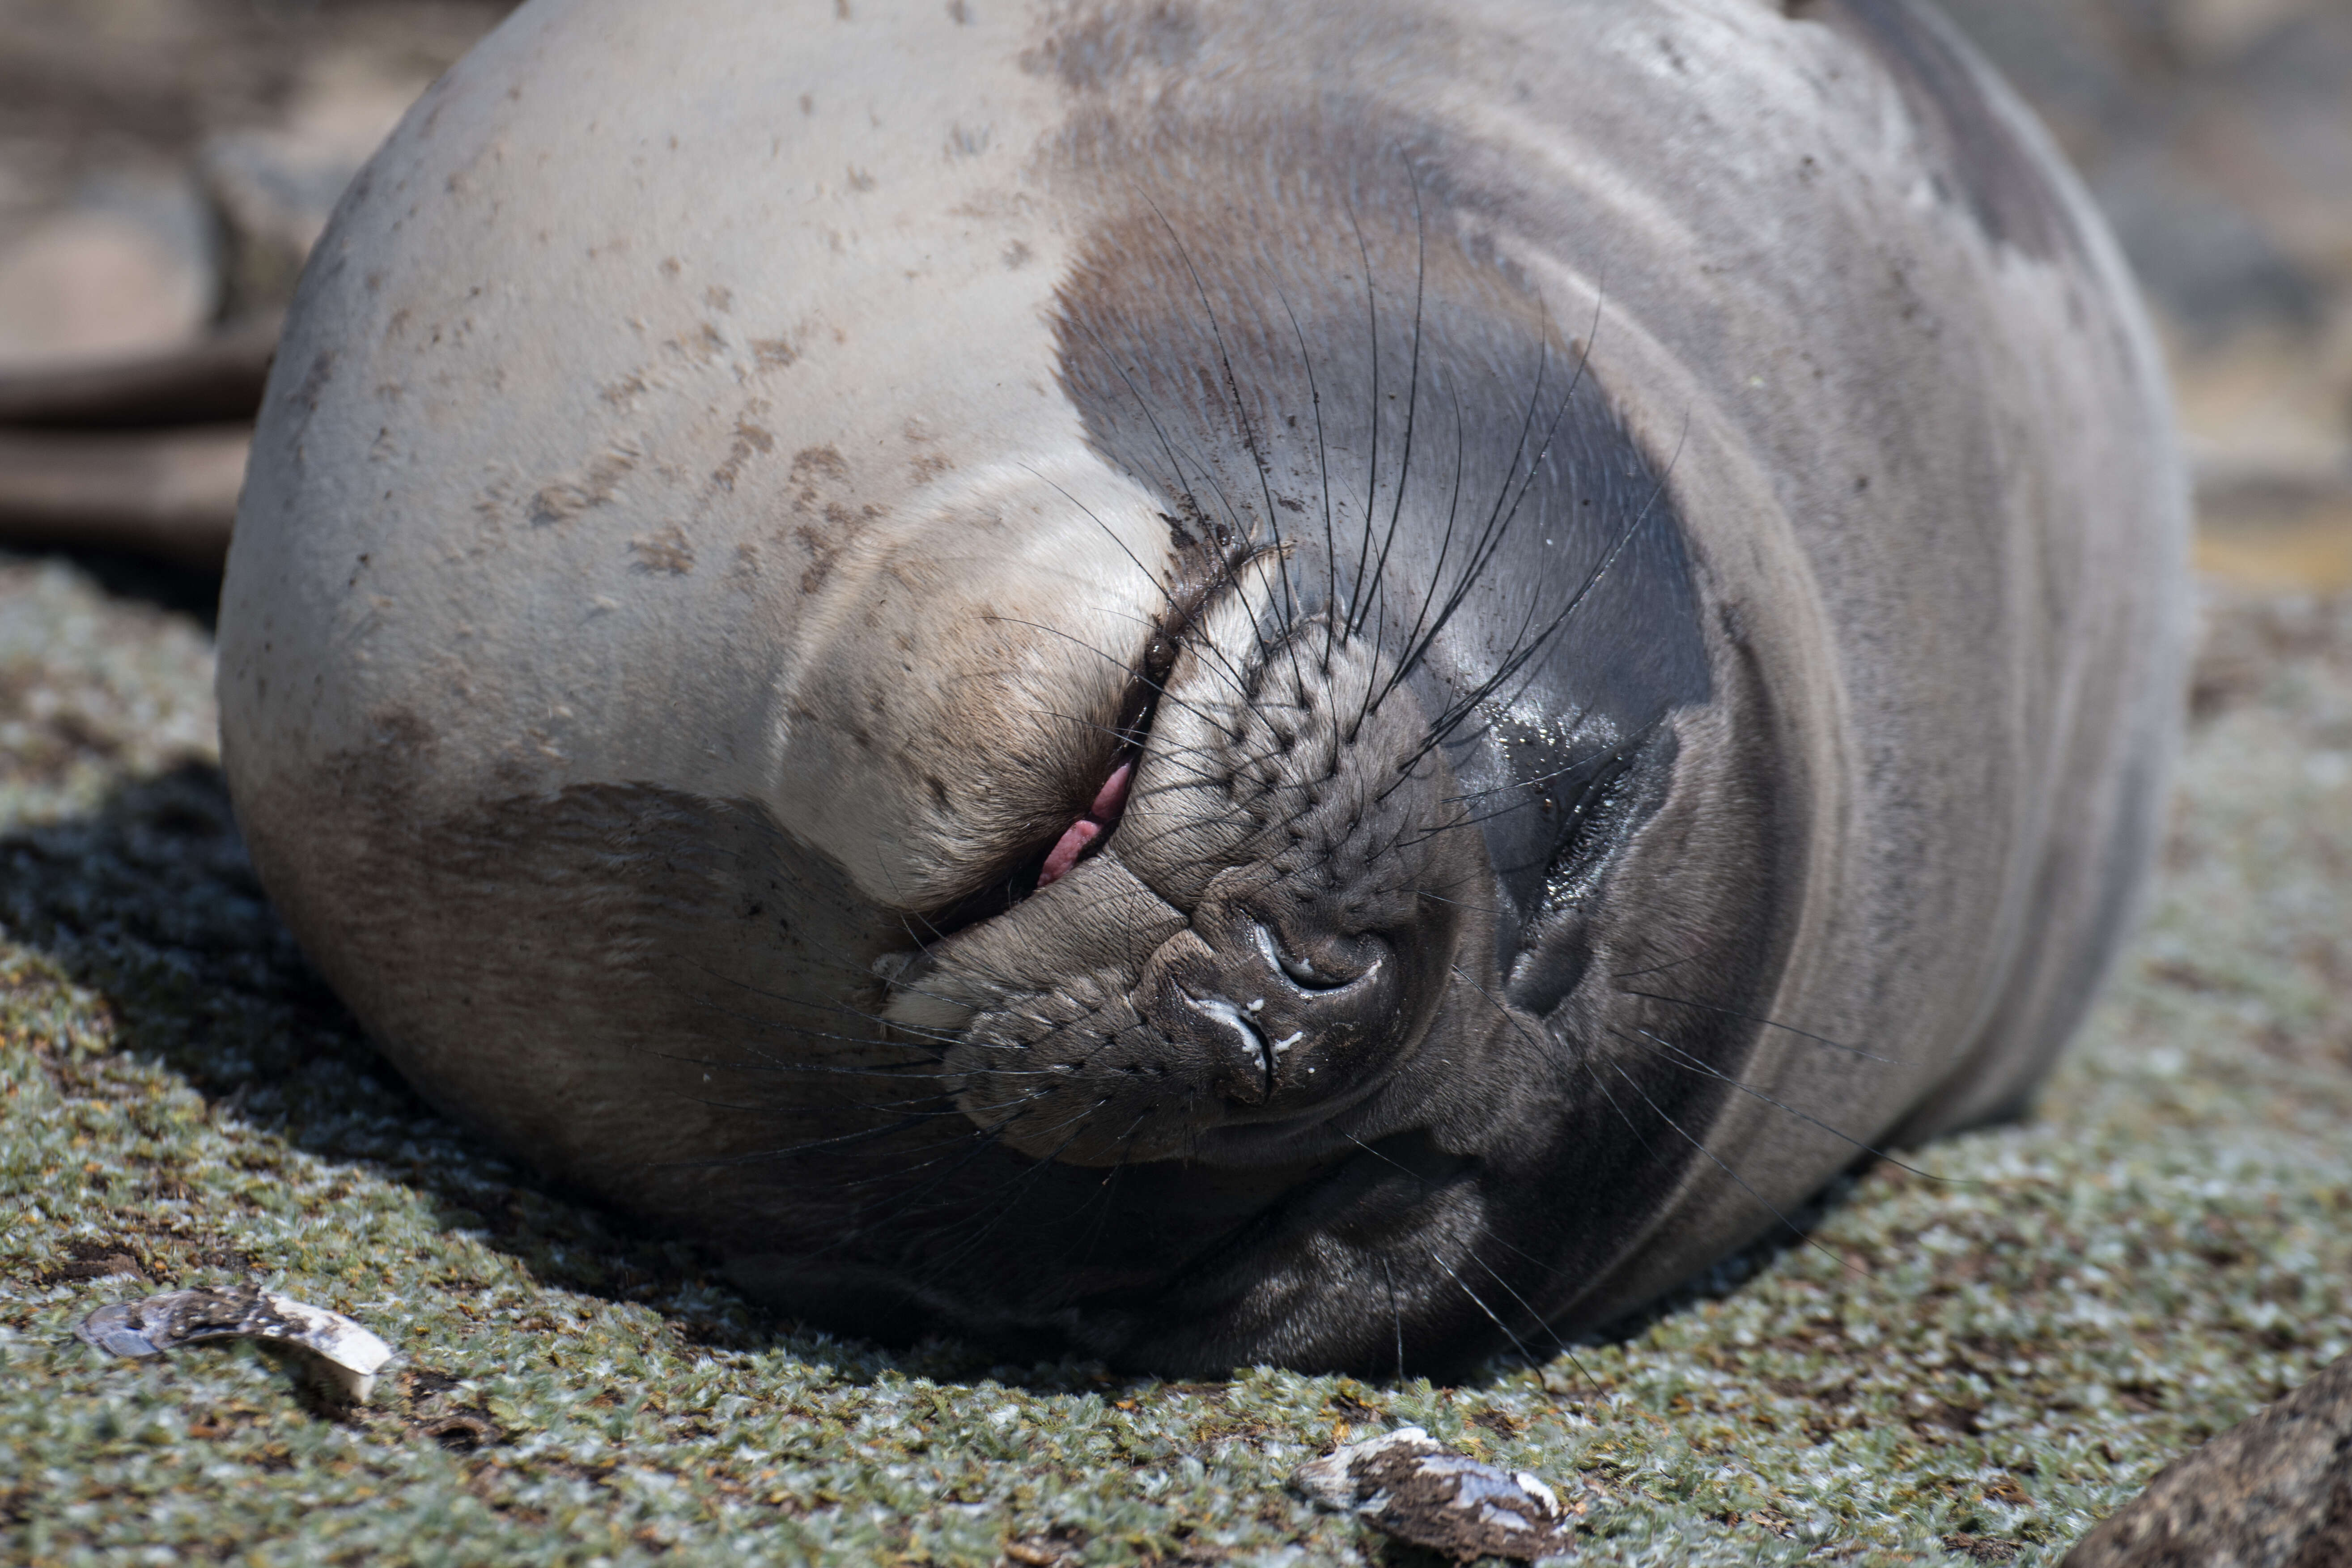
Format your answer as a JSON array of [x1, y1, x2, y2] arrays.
[[217, 0, 2189, 1373]]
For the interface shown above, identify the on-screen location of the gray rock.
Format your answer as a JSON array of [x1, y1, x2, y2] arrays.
[[200, 130, 367, 318]]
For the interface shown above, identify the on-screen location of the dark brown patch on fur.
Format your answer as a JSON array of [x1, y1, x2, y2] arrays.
[[784, 446, 872, 592], [288, 348, 335, 413], [234, 740, 930, 1257], [527, 445, 638, 526], [630, 523, 695, 574], [1019, 0, 1199, 91], [709, 411, 777, 494]]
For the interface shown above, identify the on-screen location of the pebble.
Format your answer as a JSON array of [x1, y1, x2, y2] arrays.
[[1292, 1425, 1584, 1562]]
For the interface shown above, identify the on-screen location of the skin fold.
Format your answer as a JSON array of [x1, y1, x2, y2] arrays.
[[216, 0, 2189, 1373]]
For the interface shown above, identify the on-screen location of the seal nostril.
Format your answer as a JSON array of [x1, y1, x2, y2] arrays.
[[1185, 992, 1274, 1099], [1253, 921, 1370, 992]]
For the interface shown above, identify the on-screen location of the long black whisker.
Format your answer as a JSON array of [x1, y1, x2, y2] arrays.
[[1467, 1249, 1603, 1397], [1426, 1248, 1544, 1369], [1599, 1054, 1868, 1281], [1617, 992, 1899, 1065], [1353, 152, 1431, 739], [1618, 1026, 1951, 1179], [1381, 1257, 1406, 1382], [1342, 198, 1381, 644]]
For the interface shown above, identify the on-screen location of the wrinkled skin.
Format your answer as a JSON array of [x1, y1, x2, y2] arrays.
[[217, 0, 2189, 1373]]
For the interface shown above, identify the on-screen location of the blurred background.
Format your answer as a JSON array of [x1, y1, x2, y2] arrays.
[[1959, 0, 2352, 590], [0, 0, 2348, 589]]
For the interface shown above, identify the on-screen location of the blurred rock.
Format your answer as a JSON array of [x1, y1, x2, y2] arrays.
[[1929, 0, 2352, 590], [1932, 0, 2352, 323], [201, 132, 360, 317], [0, 172, 217, 371], [0, 31, 439, 570], [202, 49, 433, 316], [0, 0, 509, 157], [2064, 1351, 2352, 1568], [0, 425, 246, 570], [0, 311, 279, 429]]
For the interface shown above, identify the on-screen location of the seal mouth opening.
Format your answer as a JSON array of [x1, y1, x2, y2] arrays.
[[913, 773, 1125, 942], [1036, 760, 1134, 887], [912, 535, 1264, 943], [906, 662, 1162, 941]]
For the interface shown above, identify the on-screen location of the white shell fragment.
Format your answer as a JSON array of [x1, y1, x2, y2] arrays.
[[75, 1285, 394, 1402], [1292, 1425, 1579, 1562]]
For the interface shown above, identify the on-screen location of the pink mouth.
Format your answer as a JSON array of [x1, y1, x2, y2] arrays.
[[1037, 760, 1134, 888]]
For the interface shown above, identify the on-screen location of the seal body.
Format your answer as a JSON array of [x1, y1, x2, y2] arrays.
[[217, 0, 2189, 1372]]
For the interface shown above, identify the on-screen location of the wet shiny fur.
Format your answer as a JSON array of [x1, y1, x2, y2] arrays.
[[217, 0, 2189, 1372]]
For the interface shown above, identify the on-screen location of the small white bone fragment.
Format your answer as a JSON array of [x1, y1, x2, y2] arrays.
[[76, 1284, 394, 1402]]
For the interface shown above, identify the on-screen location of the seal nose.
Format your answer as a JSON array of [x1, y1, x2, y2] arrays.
[[1137, 887, 1423, 1121], [1180, 986, 1320, 1105]]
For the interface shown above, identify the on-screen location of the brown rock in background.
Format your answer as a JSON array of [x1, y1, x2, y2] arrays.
[[1, 0, 2346, 582], [2064, 1351, 2352, 1568], [0, 176, 217, 369], [0, 426, 250, 570], [0, 0, 511, 569]]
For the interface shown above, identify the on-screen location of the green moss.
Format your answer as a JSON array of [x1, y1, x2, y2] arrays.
[[4, 558, 2350, 1566]]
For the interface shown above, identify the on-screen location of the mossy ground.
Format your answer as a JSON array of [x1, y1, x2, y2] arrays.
[[3, 553, 2349, 1567]]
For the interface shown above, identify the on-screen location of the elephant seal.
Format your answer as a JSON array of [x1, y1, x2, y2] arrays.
[[217, 0, 2189, 1373]]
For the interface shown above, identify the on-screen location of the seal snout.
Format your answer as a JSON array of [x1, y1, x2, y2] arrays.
[[926, 608, 1484, 1168], [1131, 887, 1422, 1131], [1168, 916, 1367, 1105]]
